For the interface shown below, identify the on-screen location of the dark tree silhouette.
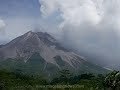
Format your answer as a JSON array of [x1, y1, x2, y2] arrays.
[[104, 71, 120, 90]]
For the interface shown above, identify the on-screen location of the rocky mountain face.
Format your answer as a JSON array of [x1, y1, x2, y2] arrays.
[[0, 31, 107, 77]]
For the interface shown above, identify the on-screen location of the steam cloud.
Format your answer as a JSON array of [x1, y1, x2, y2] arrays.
[[39, 0, 120, 68], [0, 19, 6, 44], [0, 19, 6, 30], [40, 0, 120, 30]]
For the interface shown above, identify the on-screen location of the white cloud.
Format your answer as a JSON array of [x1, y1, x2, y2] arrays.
[[39, 0, 120, 29], [39, 0, 120, 67], [0, 19, 6, 30], [40, 0, 58, 16], [0, 19, 6, 44], [40, 0, 102, 26]]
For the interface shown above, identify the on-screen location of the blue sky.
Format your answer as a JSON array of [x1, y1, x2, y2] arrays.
[[0, 0, 43, 44], [0, 0, 41, 18], [0, 0, 60, 44]]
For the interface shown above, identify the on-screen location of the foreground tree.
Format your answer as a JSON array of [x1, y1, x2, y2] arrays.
[[51, 69, 72, 85], [104, 70, 120, 90], [59, 69, 72, 84]]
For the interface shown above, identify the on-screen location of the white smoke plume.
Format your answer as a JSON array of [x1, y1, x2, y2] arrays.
[[0, 19, 7, 44], [39, 0, 120, 68], [0, 19, 6, 30], [40, 0, 120, 29]]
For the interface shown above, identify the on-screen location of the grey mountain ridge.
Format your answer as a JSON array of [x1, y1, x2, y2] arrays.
[[0, 31, 85, 68], [0, 31, 108, 75]]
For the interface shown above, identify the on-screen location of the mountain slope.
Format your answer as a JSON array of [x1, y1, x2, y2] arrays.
[[0, 31, 108, 77]]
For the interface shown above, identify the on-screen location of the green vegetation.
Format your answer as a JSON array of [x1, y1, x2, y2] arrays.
[[104, 71, 120, 90], [0, 53, 116, 90], [0, 69, 120, 90], [0, 69, 48, 90]]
